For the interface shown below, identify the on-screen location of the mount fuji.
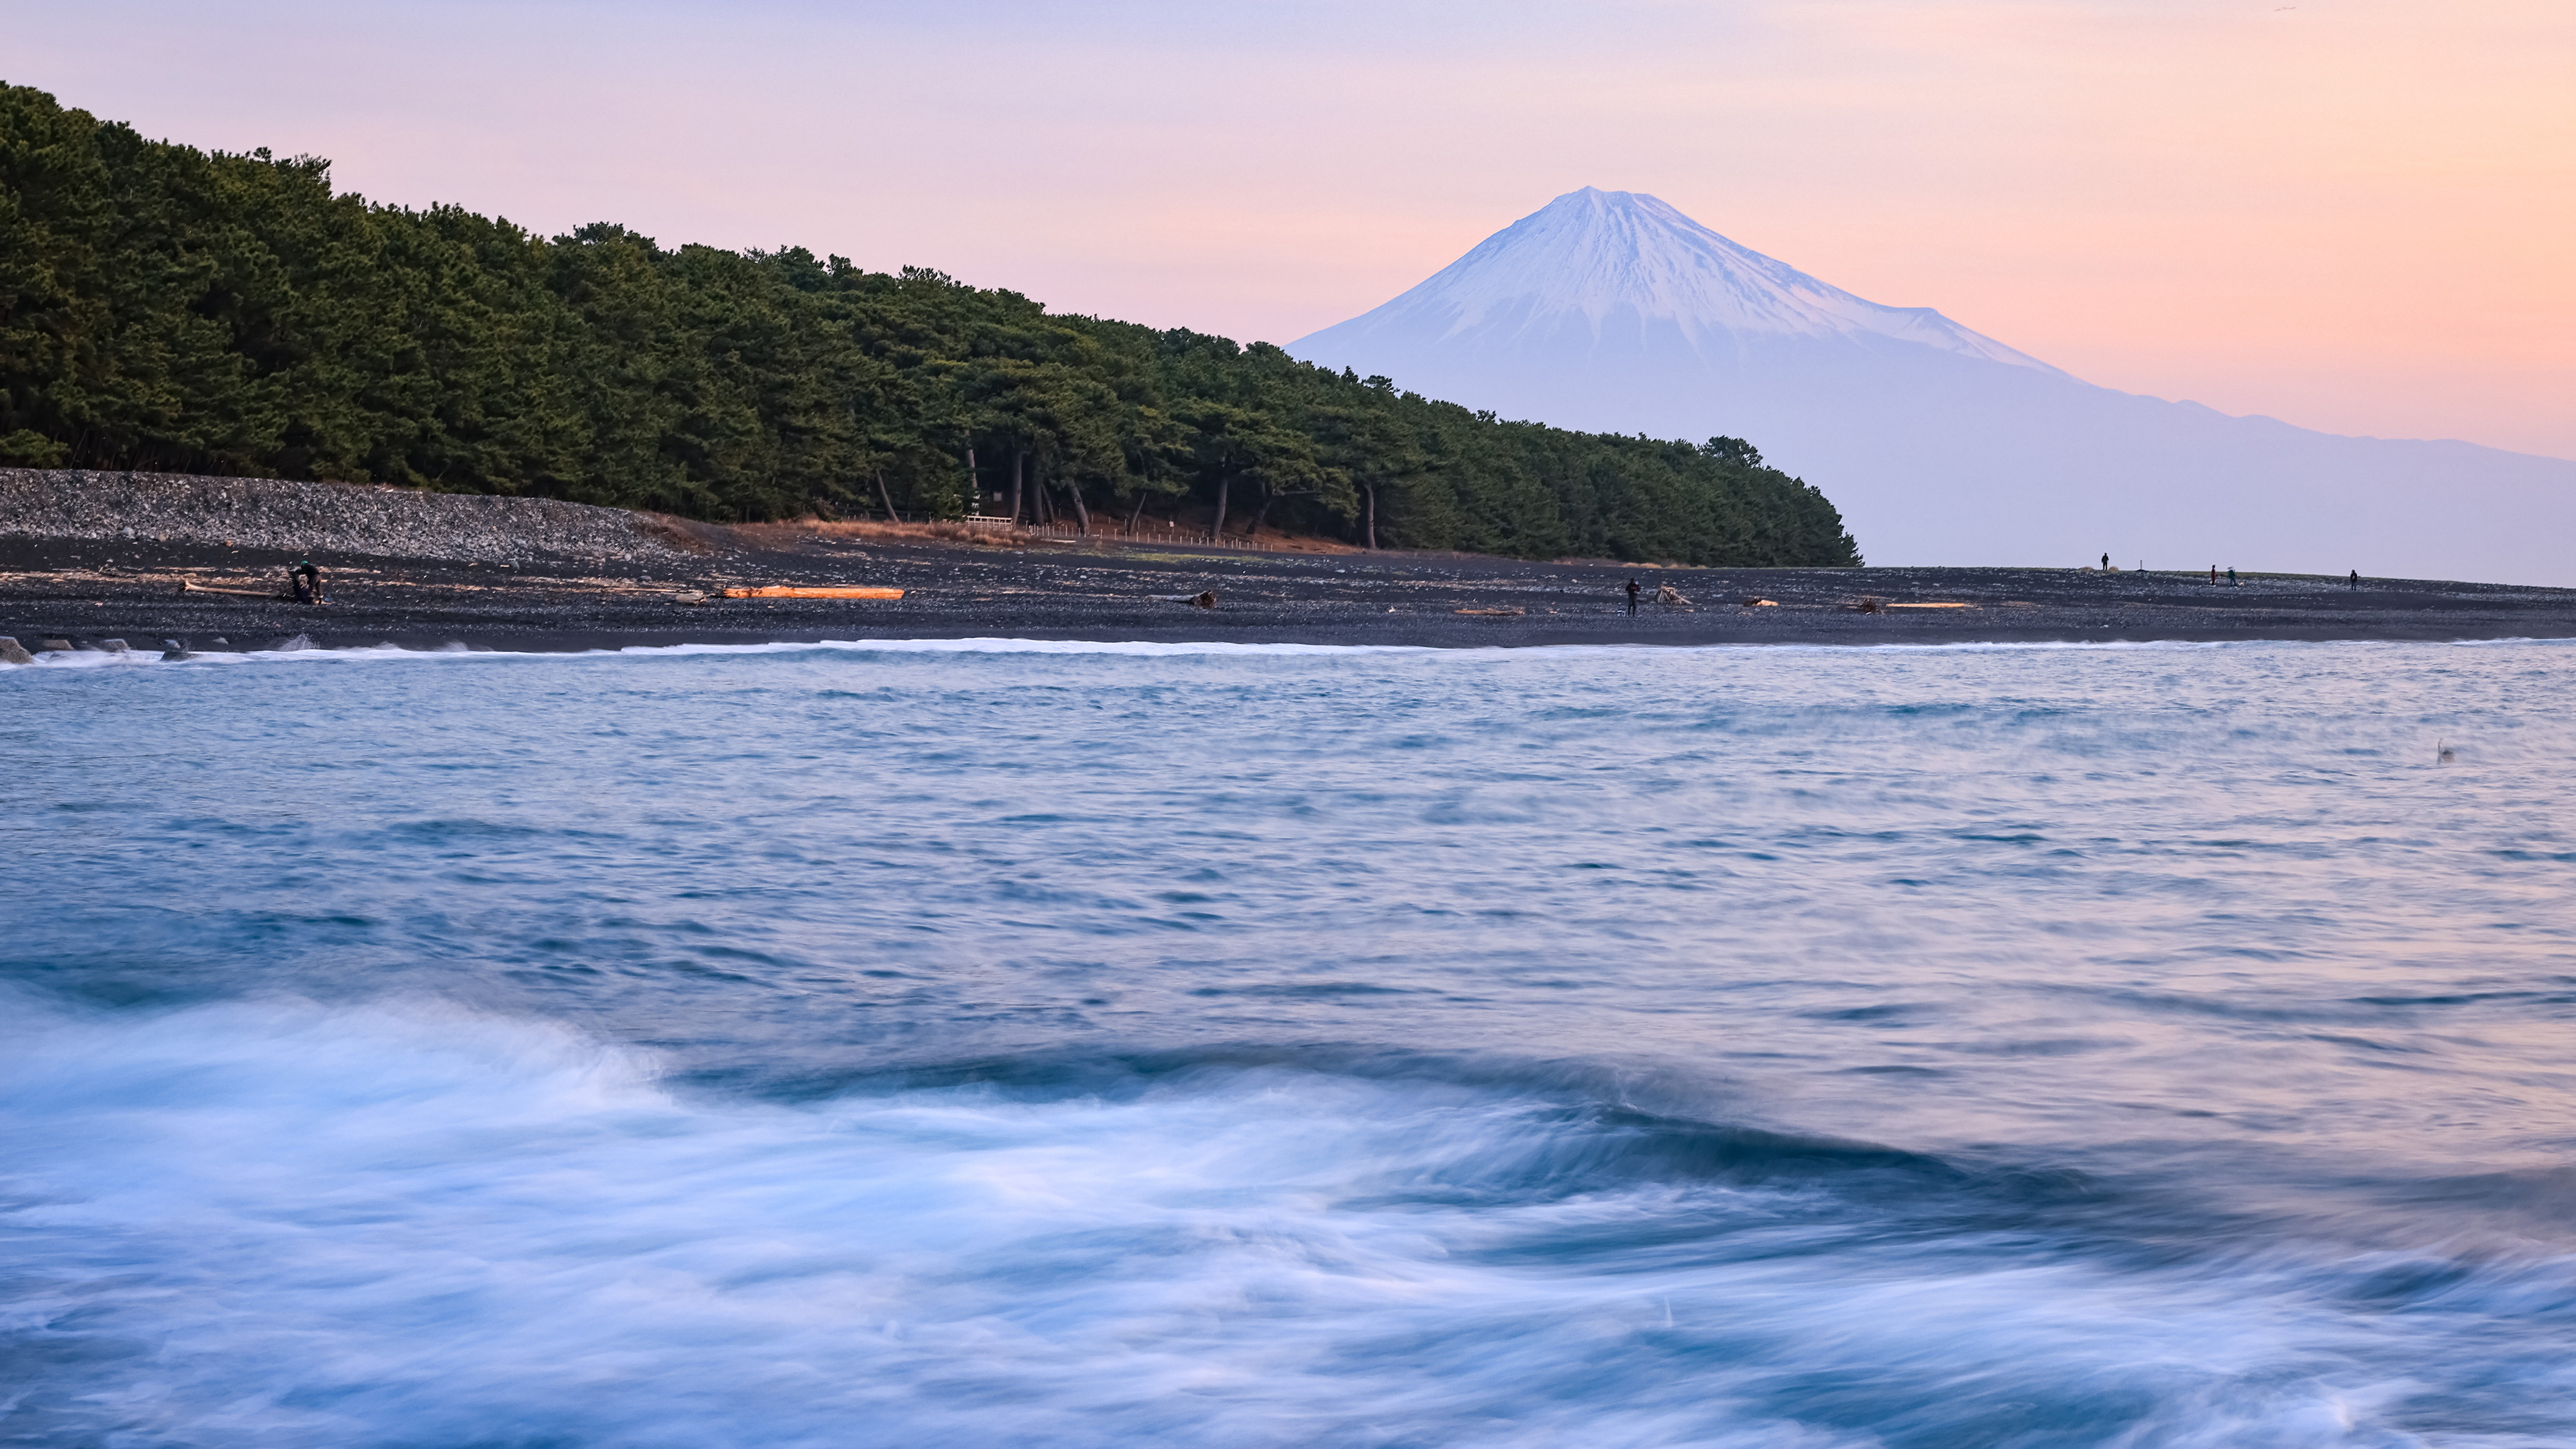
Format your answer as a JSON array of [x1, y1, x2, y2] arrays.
[[1292, 188, 2576, 584]]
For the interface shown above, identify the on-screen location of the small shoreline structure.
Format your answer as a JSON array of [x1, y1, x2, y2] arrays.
[[5, 467, 2575, 657]]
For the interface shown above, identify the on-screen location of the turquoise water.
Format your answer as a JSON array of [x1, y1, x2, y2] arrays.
[[5, 638, 2573, 1446]]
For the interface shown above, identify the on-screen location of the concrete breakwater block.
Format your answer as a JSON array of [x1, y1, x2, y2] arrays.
[[38, 638, 74, 652], [0, 637, 33, 665], [100, 638, 130, 653]]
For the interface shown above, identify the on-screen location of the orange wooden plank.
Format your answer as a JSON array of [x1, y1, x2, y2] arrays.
[[719, 586, 906, 599]]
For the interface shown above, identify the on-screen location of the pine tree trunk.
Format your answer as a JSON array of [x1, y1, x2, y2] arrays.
[[1010, 449, 1025, 522], [1062, 476, 1091, 534], [1210, 475, 1229, 540], [877, 471, 902, 523], [1250, 481, 1278, 539], [1126, 491, 1148, 535], [966, 447, 978, 514], [1364, 484, 1377, 550]]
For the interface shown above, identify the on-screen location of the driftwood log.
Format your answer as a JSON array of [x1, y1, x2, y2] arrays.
[[719, 586, 904, 599]]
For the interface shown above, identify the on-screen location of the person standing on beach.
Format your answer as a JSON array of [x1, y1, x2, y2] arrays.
[[2101, 553, 2110, 570], [2350, 569, 2360, 590], [1624, 578, 1641, 616], [2209, 565, 2218, 585], [2228, 567, 2238, 587]]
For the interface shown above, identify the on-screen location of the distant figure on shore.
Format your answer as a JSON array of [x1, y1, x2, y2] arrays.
[[2350, 569, 2360, 590], [2101, 553, 2109, 570], [2228, 567, 2238, 587], [2209, 565, 2218, 585], [1624, 578, 1641, 616], [290, 561, 325, 605]]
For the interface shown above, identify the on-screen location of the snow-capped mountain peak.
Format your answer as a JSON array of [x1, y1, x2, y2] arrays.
[[1312, 187, 2057, 372], [1286, 187, 2576, 584]]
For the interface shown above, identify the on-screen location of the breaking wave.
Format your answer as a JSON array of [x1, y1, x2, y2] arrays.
[[7, 633, 2574, 672], [6, 997, 2571, 1447]]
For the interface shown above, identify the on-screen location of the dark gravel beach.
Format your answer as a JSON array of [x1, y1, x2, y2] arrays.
[[5, 470, 2572, 653]]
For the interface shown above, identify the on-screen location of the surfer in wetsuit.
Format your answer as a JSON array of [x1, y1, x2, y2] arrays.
[[1624, 578, 1641, 616]]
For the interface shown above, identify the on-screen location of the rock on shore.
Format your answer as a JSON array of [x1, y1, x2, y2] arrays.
[[0, 468, 694, 567]]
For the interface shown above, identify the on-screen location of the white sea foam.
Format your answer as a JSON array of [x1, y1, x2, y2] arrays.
[[4, 996, 2554, 1447], [11, 637, 2576, 1443], [5, 632, 2571, 674]]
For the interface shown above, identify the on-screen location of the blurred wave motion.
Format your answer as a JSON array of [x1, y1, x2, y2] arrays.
[[4, 639, 2573, 1446]]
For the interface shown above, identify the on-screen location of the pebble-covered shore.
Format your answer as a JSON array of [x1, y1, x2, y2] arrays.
[[5, 468, 2574, 654], [0, 468, 694, 566]]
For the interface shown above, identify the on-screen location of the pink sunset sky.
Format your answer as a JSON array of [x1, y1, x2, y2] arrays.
[[8, 0, 2570, 458]]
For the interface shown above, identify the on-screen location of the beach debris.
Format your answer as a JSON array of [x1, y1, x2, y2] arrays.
[[1851, 597, 1884, 613], [1652, 586, 1693, 606], [718, 586, 904, 600], [176, 578, 279, 599], [1740, 597, 1778, 607], [1454, 607, 1526, 616], [0, 637, 32, 665], [1885, 602, 1973, 609], [1191, 590, 1218, 609], [669, 589, 708, 604]]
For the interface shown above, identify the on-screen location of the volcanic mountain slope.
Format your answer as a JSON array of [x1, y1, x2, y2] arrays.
[[1293, 188, 2576, 584]]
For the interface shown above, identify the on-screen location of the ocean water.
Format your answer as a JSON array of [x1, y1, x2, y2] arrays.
[[4, 638, 2573, 1447]]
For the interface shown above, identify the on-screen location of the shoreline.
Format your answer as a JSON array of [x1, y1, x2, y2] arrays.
[[13, 632, 2576, 671], [7, 471, 2575, 654], [9, 535, 2575, 657]]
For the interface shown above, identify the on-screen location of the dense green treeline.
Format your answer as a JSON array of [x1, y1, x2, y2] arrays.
[[0, 84, 1861, 565]]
